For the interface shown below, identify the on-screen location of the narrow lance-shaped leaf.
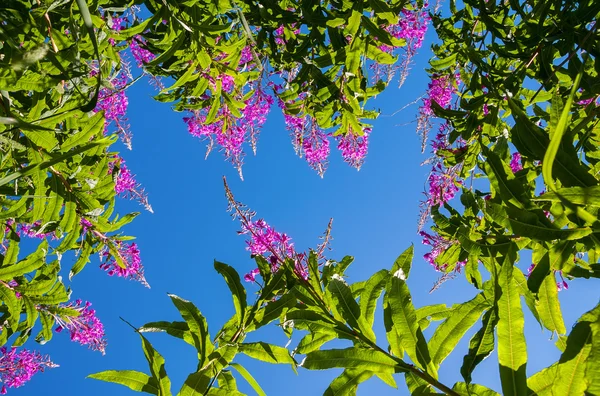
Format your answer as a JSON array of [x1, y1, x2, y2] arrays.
[[328, 278, 376, 342], [324, 369, 373, 396], [359, 269, 388, 328], [461, 308, 498, 384], [88, 370, 160, 395], [428, 292, 490, 369], [301, 347, 407, 374], [553, 303, 599, 395], [385, 273, 436, 375], [168, 294, 213, 366], [238, 342, 296, 369], [536, 272, 567, 349], [139, 334, 171, 396], [214, 261, 247, 327], [229, 363, 266, 396], [497, 250, 528, 396]]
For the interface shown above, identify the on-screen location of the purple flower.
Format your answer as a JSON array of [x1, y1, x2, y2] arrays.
[[109, 157, 152, 212], [420, 231, 465, 271], [417, 73, 459, 150], [101, 242, 149, 287], [336, 127, 371, 170], [16, 222, 56, 240], [302, 127, 330, 177], [80, 218, 93, 231], [130, 36, 155, 67], [0, 348, 57, 394], [184, 84, 273, 178], [53, 300, 106, 354], [510, 152, 522, 173], [244, 268, 260, 283], [426, 163, 461, 207], [94, 72, 131, 147]]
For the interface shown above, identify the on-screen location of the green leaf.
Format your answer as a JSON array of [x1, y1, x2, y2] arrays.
[[239, 342, 296, 368], [139, 334, 171, 396], [497, 254, 528, 396], [88, 370, 160, 394], [168, 294, 213, 365], [0, 239, 47, 280], [324, 369, 373, 396], [178, 372, 211, 396], [536, 272, 567, 343], [295, 331, 337, 355], [428, 293, 489, 369], [588, 307, 600, 396], [390, 245, 414, 279], [214, 261, 247, 327], [385, 275, 435, 375], [526, 364, 557, 396], [359, 269, 388, 328], [452, 382, 501, 396], [301, 348, 407, 374], [22, 130, 59, 150], [138, 321, 195, 347], [328, 278, 375, 342], [430, 53, 458, 71], [229, 363, 266, 396], [61, 112, 105, 152], [461, 308, 498, 384], [553, 303, 599, 395], [542, 72, 583, 192]]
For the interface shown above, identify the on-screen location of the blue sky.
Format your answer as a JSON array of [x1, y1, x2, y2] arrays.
[[18, 21, 599, 396]]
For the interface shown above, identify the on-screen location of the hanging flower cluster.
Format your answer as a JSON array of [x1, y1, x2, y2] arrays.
[[0, 348, 57, 394], [100, 242, 148, 288], [51, 300, 107, 354]]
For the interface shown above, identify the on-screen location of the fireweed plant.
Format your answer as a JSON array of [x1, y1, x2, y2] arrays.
[[0, 0, 434, 391], [0, 0, 598, 394], [93, 1, 598, 396]]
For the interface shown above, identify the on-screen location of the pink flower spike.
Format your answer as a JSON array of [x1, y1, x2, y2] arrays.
[[101, 242, 149, 288], [244, 268, 260, 283], [0, 348, 57, 392], [510, 152, 523, 173], [52, 300, 107, 354]]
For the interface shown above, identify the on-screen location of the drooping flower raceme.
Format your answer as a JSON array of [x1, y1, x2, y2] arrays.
[[336, 127, 371, 170], [371, 4, 430, 85], [184, 82, 273, 178], [109, 157, 152, 212], [0, 348, 57, 394], [52, 300, 107, 354], [100, 242, 149, 287], [129, 36, 155, 67], [417, 73, 459, 151], [510, 152, 523, 173], [420, 231, 466, 271]]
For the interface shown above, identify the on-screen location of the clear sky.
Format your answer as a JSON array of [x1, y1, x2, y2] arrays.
[[18, 21, 598, 396]]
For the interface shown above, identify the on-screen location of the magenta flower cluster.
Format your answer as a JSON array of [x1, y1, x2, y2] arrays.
[[510, 152, 523, 173], [184, 83, 273, 177], [426, 163, 461, 208], [420, 231, 466, 271], [371, 3, 430, 84], [100, 242, 149, 287], [94, 72, 131, 147], [0, 348, 57, 394], [225, 183, 311, 281], [109, 157, 152, 212], [54, 300, 107, 354], [336, 127, 371, 170], [417, 73, 459, 149], [130, 36, 155, 67], [302, 127, 331, 177]]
